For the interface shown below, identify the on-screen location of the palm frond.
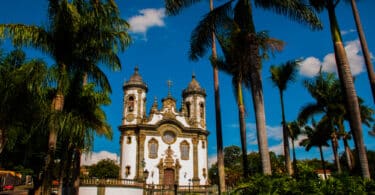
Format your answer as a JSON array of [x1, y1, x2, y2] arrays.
[[189, 0, 234, 61], [255, 0, 323, 30], [165, 0, 205, 16]]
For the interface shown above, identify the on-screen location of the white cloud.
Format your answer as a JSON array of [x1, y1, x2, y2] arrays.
[[341, 29, 356, 35], [300, 56, 321, 77], [299, 39, 365, 77], [128, 8, 166, 34], [246, 123, 283, 145], [81, 151, 119, 166], [207, 155, 217, 168]]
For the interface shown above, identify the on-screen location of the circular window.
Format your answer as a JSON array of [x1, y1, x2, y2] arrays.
[[162, 131, 176, 144]]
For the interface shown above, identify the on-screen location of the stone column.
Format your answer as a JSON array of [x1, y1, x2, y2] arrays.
[[119, 133, 124, 178], [192, 136, 200, 186], [137, 133, 146, 181]]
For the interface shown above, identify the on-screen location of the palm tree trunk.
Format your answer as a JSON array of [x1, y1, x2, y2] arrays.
[[42, 63, 67, 194], [280, 91, 292, 175], [237, 81, 249, 178], [72, 148, 81, 195], [249, 61, 272, 175], [210, 0, 226, 193], [248, 38, 272, 175], [291, 138, 298, 176], [343, 138, 354, 171], [326, 1, 370, 179], [350, 0, 375, 104], [330, 133, 341, 174], [42, 91, 64, 194], [319, 146, 327, 179]]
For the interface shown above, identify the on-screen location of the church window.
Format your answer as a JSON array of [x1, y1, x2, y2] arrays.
[[125, 166, 131, 177], [162, 131, 176, 144], [148, 138, 158, 159], [200, 102, 204, 119], [180, 140, 190, 160], [127, 96, 135, 112], [126, 136, 132, 144], [185, 102, 191, 117], [202, 140, 205, 149]]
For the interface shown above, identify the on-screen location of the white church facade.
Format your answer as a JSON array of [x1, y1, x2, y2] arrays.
[[118, 67, 209, 187]]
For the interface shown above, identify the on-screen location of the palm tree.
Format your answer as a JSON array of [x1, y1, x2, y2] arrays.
[[300, 119, 330, 179], [0, 49, 50, 155], [60, 74, 112, 195], [370, 125, 375, 137], [299, 72, 344, 173], [347, 0, 375, 104], [287, 120, 302, 176], [308, 0, 370, 178], [270, 59, 299, 175], [0, 0, 130, 192], [165, 0, 227, 192]]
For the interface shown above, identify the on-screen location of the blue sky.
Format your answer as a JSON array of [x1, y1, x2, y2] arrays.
[[0, 0, 374, 166]]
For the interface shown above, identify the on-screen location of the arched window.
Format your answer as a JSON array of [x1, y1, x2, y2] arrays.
[[200, 102, 204, 119], [148, 138, 158, 159], [127, 96, 135, 112], [126, 136, 132, 144], [185, 102, 191, 118], [201, 140, 205, 149], [180, 140, 190, 160], [125, 166, 131, 177]]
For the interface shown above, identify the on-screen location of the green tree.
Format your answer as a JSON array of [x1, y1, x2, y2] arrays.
[[308, 0, 370, 178], [0, 0, 130, 192], [298, 72, 344, 174], [298, 72, 374, 175], [287, 120, 302, 175], [300, 119, 331, 179], [270, 59, 299, 175], [88, 159, 119, 179], [370, 125, 375, 137], [0, 49, 50, 155]]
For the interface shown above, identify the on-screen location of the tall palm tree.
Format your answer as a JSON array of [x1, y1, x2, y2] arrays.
[[347, 0, 375, 104], [0, 0, 130, 192], [300, 119, 330, 179], [308, 0, 370, 178], [165, 0, 227, 192], [60, 74, 112, 195], [270, 59, 299, 175]]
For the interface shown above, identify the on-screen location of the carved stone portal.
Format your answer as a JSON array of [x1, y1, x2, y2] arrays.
[[157, 146, 181, 185]]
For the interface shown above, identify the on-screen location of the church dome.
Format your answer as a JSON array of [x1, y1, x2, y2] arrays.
[[123, 67, 148, 91], [182, 74, 206, 98]]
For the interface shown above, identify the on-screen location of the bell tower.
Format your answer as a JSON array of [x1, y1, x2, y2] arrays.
[[182, 74, 206, 129], [122, 67, 148, 125]]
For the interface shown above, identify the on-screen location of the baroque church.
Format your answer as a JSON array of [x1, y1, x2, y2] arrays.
[[119, 67, 209, 186]]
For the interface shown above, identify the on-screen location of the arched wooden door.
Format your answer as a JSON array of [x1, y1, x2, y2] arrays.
[[163, 168, 175, 185]]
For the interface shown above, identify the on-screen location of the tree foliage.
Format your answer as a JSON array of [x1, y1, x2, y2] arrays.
[[88, 159, 119, 179]]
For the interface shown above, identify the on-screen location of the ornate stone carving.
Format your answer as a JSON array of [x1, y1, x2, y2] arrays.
[[163, 109, 176, 119], [125, 114, 135, 122]]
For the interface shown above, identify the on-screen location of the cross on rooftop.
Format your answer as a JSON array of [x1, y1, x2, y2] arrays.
[[167, 80, 173, 97]]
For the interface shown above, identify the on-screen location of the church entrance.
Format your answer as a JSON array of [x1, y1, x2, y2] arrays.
[[163, 168, 175, 185]]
